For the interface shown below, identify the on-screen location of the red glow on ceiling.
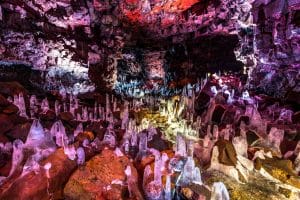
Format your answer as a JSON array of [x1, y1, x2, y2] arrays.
[[122, 0, 200, 24]]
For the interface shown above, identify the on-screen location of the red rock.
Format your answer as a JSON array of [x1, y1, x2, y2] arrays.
[[292, 111, 300, 124], [6, 122, 31, 141], [39, 110, 56, 121], [0, 145, 97, 200], [0, 82, 28, 97], [0, 94, 10, 107], [64, 149, 142, 200], [2, 104, 19, 114], [211, 105, 226, 124], [0, 114, 14, 135], [58, 112, 74, 122]]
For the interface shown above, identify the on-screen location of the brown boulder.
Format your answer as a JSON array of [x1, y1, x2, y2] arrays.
[[211, 105, 226, 124], [0, 94, 10, 107], [64, 149, 142, 200], [6, 122, 31, 141], [215, 139, 237, 166], [0, 82, 28, 97], [254, 157, 300, 189], [148, 134, 172, 152], [58, 112, 75, 122], [0, 114, 14, 135], [292, 111, 300, 124], [39, 110, 56, 121], [0, 144, 97, 200], [2, 104, 19, 114]]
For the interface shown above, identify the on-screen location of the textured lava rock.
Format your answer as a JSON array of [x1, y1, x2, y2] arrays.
[[0, 81, 28, 97], [0, 114, 14, 135], [0, 144, 97, 200], [215, 139, 237, 166], [5, 122, 31, 142], [254, 157, 300, 189], [64, 149, 141, 200]]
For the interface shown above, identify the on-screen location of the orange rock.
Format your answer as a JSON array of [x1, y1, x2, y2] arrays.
[[64, 149, 142, 200]]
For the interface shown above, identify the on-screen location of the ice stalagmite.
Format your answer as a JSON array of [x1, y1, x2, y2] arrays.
[[41, 98, 50, 113], [103, 129, 116, 148], [55, 100, 61, 116], [25, 119, 46, 146], [50, 121, 68, 147], [267, 127, 284, 152], [211, 182, 230, 200], [64, 144, 77, 160], [14, 93, 28, 118], [164, 174, 172, 200], [180, 156, 195, 185], [176, 134, 186, 157], [143, 165, 152, 187], [193, 167, 203, 185], [8, 139, 24, 177], [121, 101, 129, 130], [44, 163, 52, 178], [74, 123, 83, 138], [76, 147, 85, 165]]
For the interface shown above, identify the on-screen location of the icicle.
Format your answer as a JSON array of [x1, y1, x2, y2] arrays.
[[278, 109, 293, 124], [114, 147, 124, 157], [50, 121, 68, 147], [25, 119, 46, 146], [14, 93, 28, 118], [193, 167, 203, 185], [233, 136, 248, 157], [143, 165, 152, 187], [123, 139, 130, 154], [41, 98, 50, 113], [138, 132, 148, 153], [44, 163, 52, 178], [211, 182, 230, 200], [64, 144, 77, 160], [125, 165, 133, 197], [76, 147, 85, 165], [180, 156, 195, 185], [211, 86, 218, 96], [212, 125, 219, 140], [77, 113, 82, 121], [22, 156, 41, 176], [8, 139, 24, 177], [82, 107, 89, 121], [121, 101, 129, 130], [93, 102, 97, 120], [82, 139, 90, 147], [55, 100, 61, 116], [63, 102, 67, 112], [268, 127, 284, 150], [151, 148, 162, 185], [176, 134, 187, 157], [29, 95, 37, 110], [69, 95, 76, 116], [74, 123, 83, 138], [103, 129, 116, 148], [164, 174, 172, 200]]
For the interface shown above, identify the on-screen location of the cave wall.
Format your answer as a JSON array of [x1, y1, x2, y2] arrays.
[[0, 0, 255, 96], [250, 0, 300, 103]]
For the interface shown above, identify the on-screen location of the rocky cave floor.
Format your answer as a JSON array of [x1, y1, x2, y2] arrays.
[[0, 73, 299, 200]]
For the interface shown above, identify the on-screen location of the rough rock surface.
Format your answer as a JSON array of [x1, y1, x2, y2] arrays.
[[0, 145, 97, 199], [64, 149, 140, 200], [0, 0, 255, 95], [250, 0, 300, 102]]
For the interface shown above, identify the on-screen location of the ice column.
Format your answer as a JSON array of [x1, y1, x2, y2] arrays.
[[8, 139, 24, 177]]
